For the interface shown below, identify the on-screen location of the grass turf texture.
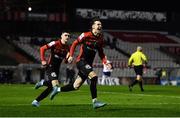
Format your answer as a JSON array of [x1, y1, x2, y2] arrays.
[[0, 84, 180, 117]]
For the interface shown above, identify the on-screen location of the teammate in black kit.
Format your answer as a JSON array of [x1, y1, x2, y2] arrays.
[[31, 31, 71, 107]]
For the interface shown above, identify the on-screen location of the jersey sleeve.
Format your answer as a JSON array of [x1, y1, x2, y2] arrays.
[[97, 36, 108, 64], [141, 53, 148, 64], [69, 40, 78, 57], [40, 41, 56, 61], [69, 33, 85, 57], [128, 54, 133, 66], [97, 46, 107, 64]]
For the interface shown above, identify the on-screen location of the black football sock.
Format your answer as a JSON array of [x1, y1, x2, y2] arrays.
[[90, 76, 98, 99], [36, 86, 52, 102], [139, 81, 144, 91], [61, 84, 75, 92], [131, 80, 138, 87], [43, 80, 52, 87]]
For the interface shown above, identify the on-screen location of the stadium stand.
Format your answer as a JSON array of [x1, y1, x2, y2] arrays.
[[93, 31, 180, 84], [109, 31, 178, 43], [1, 30, 180, 85]]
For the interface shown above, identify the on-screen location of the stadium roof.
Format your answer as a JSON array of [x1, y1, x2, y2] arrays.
[[1, 0, 179, 11], [0, 0, 67, 12]]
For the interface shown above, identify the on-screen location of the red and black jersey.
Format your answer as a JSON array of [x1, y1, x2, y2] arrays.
[[70, 31, 107, 65], [40, 39, 69, 68]]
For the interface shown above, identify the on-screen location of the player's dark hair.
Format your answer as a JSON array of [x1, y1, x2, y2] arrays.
[[61, 29, 70, 34], [90, 17, 101, 27]]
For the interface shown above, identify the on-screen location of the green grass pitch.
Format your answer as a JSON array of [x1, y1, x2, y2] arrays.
[[0, 84, 180, 117]]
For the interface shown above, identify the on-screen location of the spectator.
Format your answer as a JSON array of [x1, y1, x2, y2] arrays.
[[101, 60, 113, 85]]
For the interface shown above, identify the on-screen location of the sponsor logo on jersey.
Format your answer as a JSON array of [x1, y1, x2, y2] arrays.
[[85, 64, 91, 69], [79, 33, 84, 40], [48, 41, 55, 47], [51, 72, 57, 77]]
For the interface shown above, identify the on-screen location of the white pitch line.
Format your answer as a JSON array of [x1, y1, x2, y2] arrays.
[[99, 91, 180, 99], [0, 104, 30, 106], [1, 103, 180, 106], [109, 102, 180, 105]]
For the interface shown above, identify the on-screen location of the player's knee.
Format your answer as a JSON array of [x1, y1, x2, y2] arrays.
[[73, 75, 83, 89], [88, 71, 97, 79], [73, 83, 80, 90], [136, 77, 142, 81], [51, 80, 59, 87]]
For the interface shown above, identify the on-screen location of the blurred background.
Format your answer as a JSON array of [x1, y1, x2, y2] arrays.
[[0, 0, 180, 86]]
